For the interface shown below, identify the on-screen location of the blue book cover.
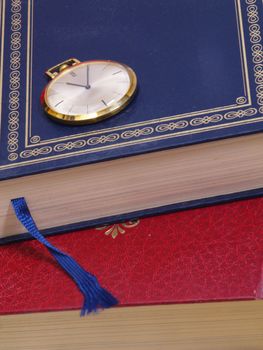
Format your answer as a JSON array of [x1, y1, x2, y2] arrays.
[[0, 0, 263, 179], [1, 0, 263, 242]]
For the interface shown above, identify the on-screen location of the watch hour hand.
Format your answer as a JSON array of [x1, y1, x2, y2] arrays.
[[66, 82, 89, 89]]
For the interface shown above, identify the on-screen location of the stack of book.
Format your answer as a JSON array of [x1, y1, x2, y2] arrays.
[[0, 0, 263, 331]]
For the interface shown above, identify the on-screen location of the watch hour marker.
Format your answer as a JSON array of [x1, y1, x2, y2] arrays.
[[113, 91, 122, 96], [112, 70, 122, 75], [101, 99, 107, 106], [69, 71, 77, 77], [55, 100, 64, 107]]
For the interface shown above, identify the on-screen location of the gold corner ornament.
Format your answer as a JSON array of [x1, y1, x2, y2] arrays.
[[96, 220, 140, 239], [43, 58, 137, 125]]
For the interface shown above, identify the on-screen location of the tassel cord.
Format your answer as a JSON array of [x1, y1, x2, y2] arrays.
[[11, 198, 118, 314], [21, 210, 105, 302]]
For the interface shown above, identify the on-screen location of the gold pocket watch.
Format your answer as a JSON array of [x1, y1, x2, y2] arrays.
[[43, 58, 137, 125]]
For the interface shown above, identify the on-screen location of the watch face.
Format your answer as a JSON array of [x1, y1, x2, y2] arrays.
[[44, 60, 137, 124]]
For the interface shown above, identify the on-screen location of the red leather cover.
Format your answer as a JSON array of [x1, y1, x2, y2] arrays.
[[0, 197, 263, 314]]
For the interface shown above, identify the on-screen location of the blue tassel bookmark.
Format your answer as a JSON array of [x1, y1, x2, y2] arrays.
[[11, 197, 118, 315]]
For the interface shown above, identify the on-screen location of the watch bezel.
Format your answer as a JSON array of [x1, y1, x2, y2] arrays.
[[43, 59, 137, 125]]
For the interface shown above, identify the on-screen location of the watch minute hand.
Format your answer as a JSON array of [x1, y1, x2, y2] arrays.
[[86, 65, 90, 89]]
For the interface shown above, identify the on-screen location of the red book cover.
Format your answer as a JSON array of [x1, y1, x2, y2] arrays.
[[0, 197, 263, 314]]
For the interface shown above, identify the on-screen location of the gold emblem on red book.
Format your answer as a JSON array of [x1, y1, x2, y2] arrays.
[[96, 220, 140, 239]]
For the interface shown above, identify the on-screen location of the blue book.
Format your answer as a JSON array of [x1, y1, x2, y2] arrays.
[[1, 0, 263, 242]]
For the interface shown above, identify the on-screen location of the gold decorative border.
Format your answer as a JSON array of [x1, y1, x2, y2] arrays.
[[0, 0, 5, 135], [25, 0, 250, 148], [0, 0, 263, 170], [1, 116, 263, 170], [7, 0, 21, 162], [246, 0, 263, 114], [19, 107, 258, 158]]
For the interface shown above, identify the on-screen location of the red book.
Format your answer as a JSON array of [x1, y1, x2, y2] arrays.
[[0, 197, 263, 314]]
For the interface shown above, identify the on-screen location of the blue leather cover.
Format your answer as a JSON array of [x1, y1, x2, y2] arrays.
[[1, 0, 263, 242], [0, 0, 263, 180]]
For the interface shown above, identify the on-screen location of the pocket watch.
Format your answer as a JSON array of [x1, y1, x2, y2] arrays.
[[43, 58, 137, 125]]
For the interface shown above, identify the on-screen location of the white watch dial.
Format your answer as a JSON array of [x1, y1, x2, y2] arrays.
[[45, 60, 135, 118]]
